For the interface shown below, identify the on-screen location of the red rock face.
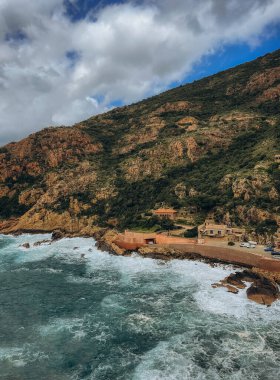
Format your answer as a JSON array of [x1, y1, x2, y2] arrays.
[[257, 84, 280, 103], [244, 67, 280, 94], [0, 127, 102, 182]]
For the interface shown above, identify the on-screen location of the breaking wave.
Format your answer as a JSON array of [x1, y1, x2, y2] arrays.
[[0, 234, 280, 379]]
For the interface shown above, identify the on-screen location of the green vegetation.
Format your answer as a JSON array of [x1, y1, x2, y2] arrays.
[[184, 227, 198, 238], [90, 121, 279, 229], [255, 219, 278, 235], [0, 194, 29, 219], [0, 49, 279, 233]]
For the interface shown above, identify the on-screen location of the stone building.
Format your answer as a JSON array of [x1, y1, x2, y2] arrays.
[[153, 208, 178, 220], [198, 218, 245, 241]]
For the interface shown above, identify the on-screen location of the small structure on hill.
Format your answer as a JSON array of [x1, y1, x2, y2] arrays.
[[153, 208, 178, 220], [198, 218, 245, 241], [274, 154, 280, 163]]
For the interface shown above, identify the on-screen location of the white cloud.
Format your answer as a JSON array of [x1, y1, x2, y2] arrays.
[[0, 0, 280, 144]]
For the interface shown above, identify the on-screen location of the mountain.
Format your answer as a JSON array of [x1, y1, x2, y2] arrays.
[[0, 49, 280, 235]]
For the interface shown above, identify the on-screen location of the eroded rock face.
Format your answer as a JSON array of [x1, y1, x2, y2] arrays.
[[94, 229, 126, 256], [154, 101, 198, 114], [0, 127, 102, 183], [186, 137, 201, 162], [19, 188, 44, 207], [244, 67, 280, 94], [177, 116, 199, 131]]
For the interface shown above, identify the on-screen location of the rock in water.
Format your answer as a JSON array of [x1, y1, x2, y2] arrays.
[[224, 273, 246, 289], [51, 230, 64, 241], [34, 239, 51, 246], [21, 243, 30, 249], [246, 278, 280, 306], [226, 285, 239, 294]]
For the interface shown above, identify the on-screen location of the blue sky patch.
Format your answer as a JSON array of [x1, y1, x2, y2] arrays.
[[64, 0, 125, 22], [66, 50, 81, 67], [5, 30, 28, 45]]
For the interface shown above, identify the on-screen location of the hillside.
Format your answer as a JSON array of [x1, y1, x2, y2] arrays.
[[0, 49, 280, 235]]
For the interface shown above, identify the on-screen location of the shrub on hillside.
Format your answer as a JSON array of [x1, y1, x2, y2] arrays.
[[184, 227, 198, 238]]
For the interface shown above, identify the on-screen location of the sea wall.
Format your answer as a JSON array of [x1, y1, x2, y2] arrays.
[[160, 244, 280, 272]]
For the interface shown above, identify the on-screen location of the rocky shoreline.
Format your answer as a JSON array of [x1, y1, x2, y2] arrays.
[[5, 227, 280, 307]]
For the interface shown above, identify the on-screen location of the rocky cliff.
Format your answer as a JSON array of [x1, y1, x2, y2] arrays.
[[0, 49, 279, 234]]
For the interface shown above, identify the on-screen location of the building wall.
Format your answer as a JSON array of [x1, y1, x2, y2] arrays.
[[154, 212, 177, 220], [114, 231, 200, 249], [198, 227, 226, 237], [156, 235, 197, 245]]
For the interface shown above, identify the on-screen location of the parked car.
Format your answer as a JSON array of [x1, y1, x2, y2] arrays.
[[264, 246, 274, 252], [249, 244, 256, 248], [240, 242, 251, 248], [271, 251, 280, 256], [248, 241, 257, 246]]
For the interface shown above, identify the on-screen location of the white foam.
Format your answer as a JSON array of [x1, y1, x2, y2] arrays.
[[39, 317, 85, 338], [132, 325, 280, 380], [2, 233, 280, 323], [0, 345, 48, 368], [101, 294, 126, 311], [126, 313, 156, 334]]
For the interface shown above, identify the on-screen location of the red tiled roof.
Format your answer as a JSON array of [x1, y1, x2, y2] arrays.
[[154, 208, 177, 214]]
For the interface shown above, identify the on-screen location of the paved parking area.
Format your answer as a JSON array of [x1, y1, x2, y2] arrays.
[[203, 238, 274, 258]]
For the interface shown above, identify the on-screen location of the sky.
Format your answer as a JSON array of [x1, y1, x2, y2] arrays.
[[0, 0, 280, 145]]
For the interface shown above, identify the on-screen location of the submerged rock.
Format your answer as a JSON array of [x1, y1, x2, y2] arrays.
[[33, 239, 51, 246]]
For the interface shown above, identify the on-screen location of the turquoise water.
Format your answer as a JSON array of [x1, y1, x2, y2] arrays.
[[0, 234, 280, 380]]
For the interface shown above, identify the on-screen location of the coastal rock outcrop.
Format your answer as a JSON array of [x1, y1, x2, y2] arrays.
[[246, 278, 280, 306], [52, 230, 64, 241], [215, 270, 280, 306], [94, 229, 127, 256]]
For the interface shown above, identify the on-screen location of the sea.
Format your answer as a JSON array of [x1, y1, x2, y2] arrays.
[[0, 233, 280, 380]]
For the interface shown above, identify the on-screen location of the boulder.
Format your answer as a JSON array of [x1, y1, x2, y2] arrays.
[[239, 270, 261, 283], [224, 273, 246, 289], [211, 282, 239, 293], [246, 277, 280, 306], [51, 230, 64, 241], [21, 243, 30, 249], [226, 285, 239, 294]]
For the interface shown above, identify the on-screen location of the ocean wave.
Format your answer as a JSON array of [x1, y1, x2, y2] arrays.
[[0, 345, 48, 368]]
